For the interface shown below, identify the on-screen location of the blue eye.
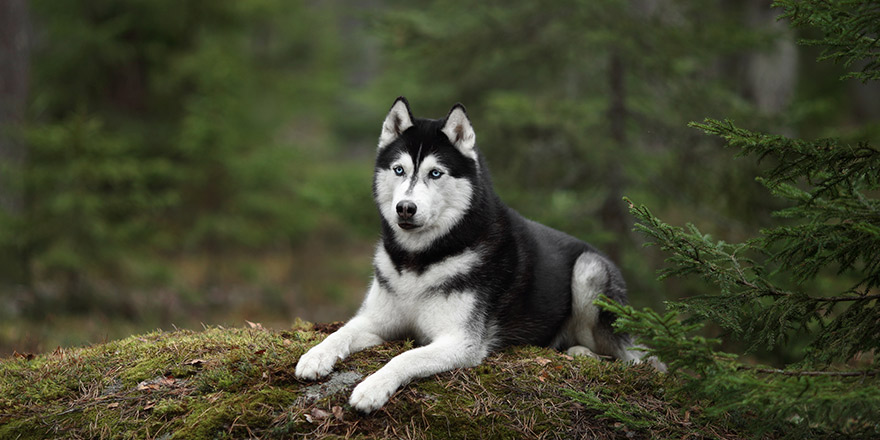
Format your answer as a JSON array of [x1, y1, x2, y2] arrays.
[[393, 166, 405, 176], [429, 169, 443, 179]]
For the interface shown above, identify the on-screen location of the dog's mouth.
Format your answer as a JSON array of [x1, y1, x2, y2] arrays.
[[397, 222, 422, 231]]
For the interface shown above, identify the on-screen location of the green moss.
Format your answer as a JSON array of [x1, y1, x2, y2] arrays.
[[153, 397, 189, 418], [0, 418, 51, 440], [177, 394, 238, 439]]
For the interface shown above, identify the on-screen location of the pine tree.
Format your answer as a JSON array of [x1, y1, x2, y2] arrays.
[[601, 1, 880, 437]]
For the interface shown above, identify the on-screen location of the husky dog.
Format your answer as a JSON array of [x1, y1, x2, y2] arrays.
[[295, 97, 642, 413]]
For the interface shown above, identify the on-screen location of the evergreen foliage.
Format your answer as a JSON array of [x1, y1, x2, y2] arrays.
[[21, 112, 177, 302], [600, 297, 880, 438], [624, 119, 880, 360], [775, 0, 880, 81], [608, 1, 880, 437]]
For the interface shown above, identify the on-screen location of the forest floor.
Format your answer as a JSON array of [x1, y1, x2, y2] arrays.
[[0, 321, 757, 439]]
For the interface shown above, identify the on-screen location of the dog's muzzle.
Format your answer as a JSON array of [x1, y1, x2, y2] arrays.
[[396, 201, 420, 230]]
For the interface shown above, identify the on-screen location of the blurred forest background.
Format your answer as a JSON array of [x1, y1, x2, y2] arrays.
[[0, 0, 877, 359]]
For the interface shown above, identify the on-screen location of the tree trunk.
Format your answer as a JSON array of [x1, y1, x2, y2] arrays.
[[599, 50, 630, 264], [0, 0, 31, 214], [0, 0, 32, 288], [745, 0, 797, 115]]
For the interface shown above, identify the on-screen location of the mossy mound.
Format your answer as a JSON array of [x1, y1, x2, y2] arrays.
[[0, 322, 739, 439]]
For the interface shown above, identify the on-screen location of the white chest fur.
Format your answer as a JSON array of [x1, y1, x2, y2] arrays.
[[363, 245, 481, 342], [373, 245, 479, 296]]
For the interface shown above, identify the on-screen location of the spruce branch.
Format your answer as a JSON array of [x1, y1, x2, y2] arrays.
[[774, 0, 880, 81], [687, 120, 880, 292], [811, 294, 880, 303], [595, 296, 735, 378], [627, 196, 879, 356], [688, 119, 880, 193], [746, 367, 880, 377]]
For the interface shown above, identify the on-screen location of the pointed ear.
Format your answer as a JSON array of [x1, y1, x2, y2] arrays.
[[442, 103, 476, 160], [378, 97, 414, 149]]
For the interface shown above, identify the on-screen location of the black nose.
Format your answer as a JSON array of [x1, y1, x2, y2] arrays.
[[396, 201, 417, 220]]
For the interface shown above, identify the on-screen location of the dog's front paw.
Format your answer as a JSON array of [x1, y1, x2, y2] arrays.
[[295, 346, 338, 380], [349, 373, 399, 413]]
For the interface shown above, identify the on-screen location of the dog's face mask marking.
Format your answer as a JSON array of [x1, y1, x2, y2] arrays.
[[375, 151, 473, 251], [374, 98, 477, 252]]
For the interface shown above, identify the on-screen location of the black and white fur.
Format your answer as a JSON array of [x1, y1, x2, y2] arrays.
[[295, 97, 642, 413]]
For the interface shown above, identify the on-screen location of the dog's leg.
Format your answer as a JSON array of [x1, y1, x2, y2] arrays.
[[566, 252, 642, 362], [294, 314, 386, 380], [295, 281, 393, 380], [349, 334, 486, 413]]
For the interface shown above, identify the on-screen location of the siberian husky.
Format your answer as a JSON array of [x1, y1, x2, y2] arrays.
[[295, 97, 643, 413]]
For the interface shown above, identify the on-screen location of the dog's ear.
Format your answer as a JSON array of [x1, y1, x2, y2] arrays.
[[378, 97, 414, 149], [442, 103, 477, 160]]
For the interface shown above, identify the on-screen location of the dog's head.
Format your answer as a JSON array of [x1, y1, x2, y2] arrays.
[[373, 97, 479, 252]]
